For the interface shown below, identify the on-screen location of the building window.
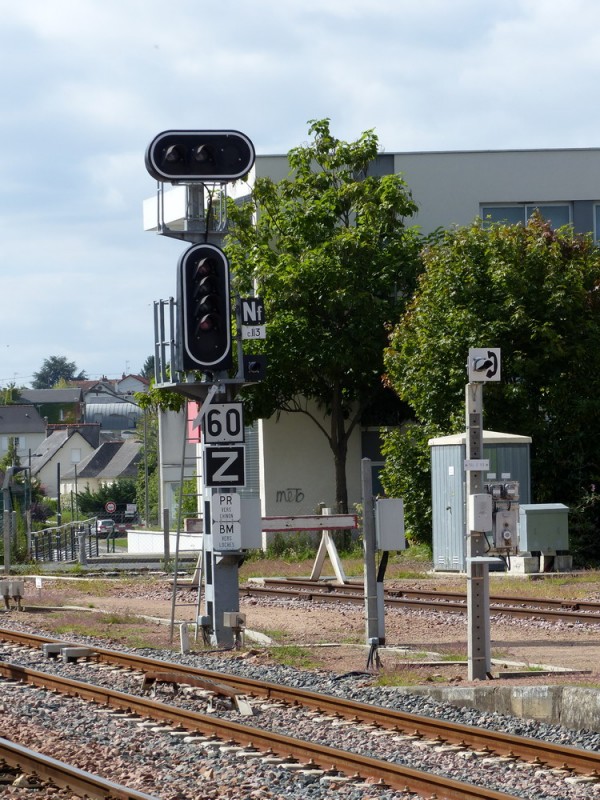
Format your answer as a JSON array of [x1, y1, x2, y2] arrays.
[[594, 205, 600, 242], [2, 435, 21, 453], [481, 203, 571, 229], [71, 448, 81, 464]]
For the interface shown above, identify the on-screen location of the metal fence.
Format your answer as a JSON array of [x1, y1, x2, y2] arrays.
[[31, 521, 101, 563]]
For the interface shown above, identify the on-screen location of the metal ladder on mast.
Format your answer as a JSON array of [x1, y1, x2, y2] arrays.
[[168, 402, 206, 643]]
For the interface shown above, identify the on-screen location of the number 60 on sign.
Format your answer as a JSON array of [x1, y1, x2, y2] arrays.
[[202, 403, 244, 444]]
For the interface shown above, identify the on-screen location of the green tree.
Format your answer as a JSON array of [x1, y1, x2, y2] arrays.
[[383, 214, 600, 555], [2, 383, 26, 404], [140, 355, 155, 380], [32, 356, 86, 389], [226, 118, 421, 513], [77, 480, 137, 516], [0, 437, 20, 471], [135, 408, 159, 525]]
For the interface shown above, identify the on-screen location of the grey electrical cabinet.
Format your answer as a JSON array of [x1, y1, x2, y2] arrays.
[[518, 504, 569, 553], [429, 430, 532, 572]]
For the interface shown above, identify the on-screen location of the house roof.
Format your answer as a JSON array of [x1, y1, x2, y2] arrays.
[[62, 440, 141, 481], [29, 429, 83, 474], [47, 423, 101, 449], [0, 405, 47, 435], [20, 388, 82, 404]]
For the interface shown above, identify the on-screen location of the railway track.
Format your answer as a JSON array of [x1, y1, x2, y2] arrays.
[[245, 578, 600, 624], [0, 658, 514, 800], [0, 736, 159, 799], [1, 626, 600, 796]]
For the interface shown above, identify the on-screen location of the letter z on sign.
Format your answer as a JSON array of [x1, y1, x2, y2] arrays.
[[204, 446, 246, 488]]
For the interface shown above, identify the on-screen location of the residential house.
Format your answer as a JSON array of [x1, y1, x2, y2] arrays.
[[70, 379, 145, 440], [29, 428, 96, 498], [61, 439, 142, 497], [114, 374, 149, 395], [19, 388, 83, 425], [0, 405, 47, 463]]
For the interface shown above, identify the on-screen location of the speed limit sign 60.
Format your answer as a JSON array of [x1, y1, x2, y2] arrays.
[[202, 403, 244, 444]]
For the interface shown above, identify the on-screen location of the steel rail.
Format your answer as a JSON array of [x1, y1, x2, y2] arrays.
[[0, 660, 523, 800], [1, 628, 599, 776], [0, 736, 159, 800], [245, 582, 600, 624], [258, 577, 600, 613]]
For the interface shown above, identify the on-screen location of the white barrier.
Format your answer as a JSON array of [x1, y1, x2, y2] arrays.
[[127, 529, 202, 554]]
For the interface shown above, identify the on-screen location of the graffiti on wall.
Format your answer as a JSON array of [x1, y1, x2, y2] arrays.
[[275, 488, 305, 503]]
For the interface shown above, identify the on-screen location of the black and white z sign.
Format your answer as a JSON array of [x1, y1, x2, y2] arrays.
[[204, 446, 246, 487]]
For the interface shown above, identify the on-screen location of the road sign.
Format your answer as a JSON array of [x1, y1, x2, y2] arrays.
[[204, 446, 246, 487], [212, 520, 242, 550], [105, 501, 116, 513], [468, 348, 501, 382], [211, 492, 241, 523], [203, 403, 244, 444], [240, 297, 266, 340]]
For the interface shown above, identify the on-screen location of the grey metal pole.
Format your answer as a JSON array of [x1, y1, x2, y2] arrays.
[[361, 458, 379, 644], [465, 383, 491, 680], [3, 510, 10, 575], [144, 409, 150, 526], [163, 508, 170, 562]]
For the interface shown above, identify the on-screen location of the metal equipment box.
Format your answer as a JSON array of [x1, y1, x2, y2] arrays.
[[429, 430, 532, 572], [518, 504, 569, 553]]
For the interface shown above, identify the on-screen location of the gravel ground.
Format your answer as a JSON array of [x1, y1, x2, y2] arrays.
[[2, 615, 600, 799]]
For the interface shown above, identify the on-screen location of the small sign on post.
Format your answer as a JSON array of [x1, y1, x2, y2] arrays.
[[240, 297, 266, 340], [468, 348, 501, 382]]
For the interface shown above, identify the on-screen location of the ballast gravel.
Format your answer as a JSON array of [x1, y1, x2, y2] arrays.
[[1, 619, 600, 799]]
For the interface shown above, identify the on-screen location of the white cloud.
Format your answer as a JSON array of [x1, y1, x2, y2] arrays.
[[1, 0, 600, 382]]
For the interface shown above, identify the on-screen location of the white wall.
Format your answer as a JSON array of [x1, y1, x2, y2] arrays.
[[127, 529, 202, 554], [38, 433, 95, 497], [158, 408, 201, 522], [259, 401, 362, 517]]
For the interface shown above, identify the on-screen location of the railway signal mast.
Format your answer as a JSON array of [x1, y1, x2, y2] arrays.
[[465, 348, 502, 680], [144, 130, 263, 645]]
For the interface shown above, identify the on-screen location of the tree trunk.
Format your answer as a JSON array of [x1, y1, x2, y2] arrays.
[[330, 388, 351, 549]]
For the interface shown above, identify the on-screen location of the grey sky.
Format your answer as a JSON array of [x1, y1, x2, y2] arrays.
[[1, 0, 599, 385]]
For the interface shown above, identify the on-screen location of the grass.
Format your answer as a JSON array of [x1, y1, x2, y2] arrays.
[[269, 645, 320, 669], [44, 610, 170, 650], [260, 629, 294, 644], [440, 652, 467, 662], [374, 668, 448, 687]]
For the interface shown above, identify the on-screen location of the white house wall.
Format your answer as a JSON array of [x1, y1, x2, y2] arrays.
[[158, 408, 199, 524], [38, 432, 94, 497], [259, 401, 362, 518], [1, 433, 45, 462]]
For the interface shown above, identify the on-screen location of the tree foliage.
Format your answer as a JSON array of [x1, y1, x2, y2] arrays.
[[383, 214, 600, 554], [135, 409, 159, 525], [77, 480, 137, 516], [140, 355, 155, 380], [226, 118, 421, 511], [32, 356, 86, 389]]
